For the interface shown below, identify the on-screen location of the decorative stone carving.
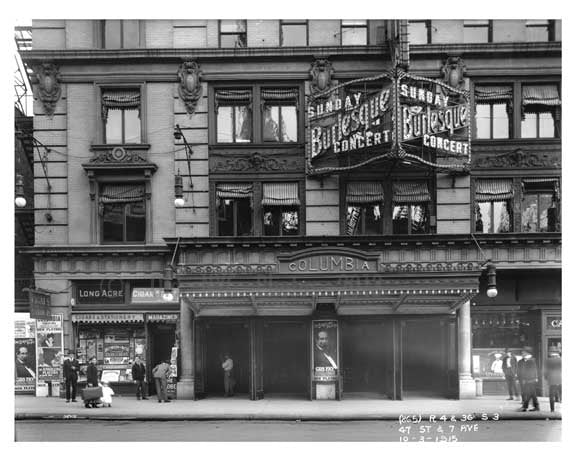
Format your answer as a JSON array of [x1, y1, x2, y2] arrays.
[[35, 62, 62, 118], [380, 262, 481, 273], [473, 148, 561, 169], [211, 152, 301, 172], [177, 60, 203, 114], [310, 59, 334, 94], [442, 56, 466, 89], [89, 147, 149, 164]]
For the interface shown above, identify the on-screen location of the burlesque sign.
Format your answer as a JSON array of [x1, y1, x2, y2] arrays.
[[307, 72, 471, 174], [308, 74, 394, 160]]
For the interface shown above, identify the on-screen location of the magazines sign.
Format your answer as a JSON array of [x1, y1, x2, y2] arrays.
[[312, 320, 339, 382]]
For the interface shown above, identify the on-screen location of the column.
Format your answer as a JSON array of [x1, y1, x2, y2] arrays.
[[176, 297, 195, 399], [458, 301, 476, 399]]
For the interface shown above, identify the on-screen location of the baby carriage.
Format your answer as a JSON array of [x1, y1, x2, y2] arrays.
[[81, 386, 103, 408]]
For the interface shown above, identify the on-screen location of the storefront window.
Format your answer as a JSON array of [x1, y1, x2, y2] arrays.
[[472, 312, 537, 378], [77, 326, 146, 383]]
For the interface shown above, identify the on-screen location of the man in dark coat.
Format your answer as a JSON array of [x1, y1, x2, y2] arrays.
[[86, 356, 99, 387], [63, 352, 79, 403], [131, 356, 148, 400], [544, 347, 562, 412], [502, 349, 519, 400], [517, 347, 539, 411]]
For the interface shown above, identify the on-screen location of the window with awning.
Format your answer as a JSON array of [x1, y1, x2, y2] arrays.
[[346, 183, 384, 236], [102, 88, 141, 144], [521, 84, 560, 138], [100, 184, 146, 242], [262, 88, 299, 143], [392, 182, 431, 235], [216, 183, 253, 236], [521, 178, 560, 233], [262, 183, 300, 236], [474, 179, 513, 234], [215, 89, 252, 143], [474, 85, 512, 139]]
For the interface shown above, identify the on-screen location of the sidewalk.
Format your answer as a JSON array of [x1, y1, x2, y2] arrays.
[[15, 395, 561, 421]]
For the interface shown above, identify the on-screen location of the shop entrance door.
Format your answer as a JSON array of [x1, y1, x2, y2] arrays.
[[203, 321, 250, 398], [149, 324, 175, 396], [262, 320, 308, 397], [401, 318, 448, 398], [341, 320, 394, 398]]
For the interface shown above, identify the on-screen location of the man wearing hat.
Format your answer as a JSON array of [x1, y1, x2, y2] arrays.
[[517, 347, 539, 411], [544, 347, 562, 412]]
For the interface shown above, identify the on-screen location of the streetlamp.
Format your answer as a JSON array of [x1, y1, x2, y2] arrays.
[[15, 174, 26, 208], [174, 173, 185, 208], [486, 260, 498, 298]]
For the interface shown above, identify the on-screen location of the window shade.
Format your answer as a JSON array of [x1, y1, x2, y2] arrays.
[[522, 85, 561, 115], [99, 184, 145, 203], [215, 89, 252, 104], [523, 178, 560, 194], [392, 182, 431, 204], [261, 88, 299, 104], [262, 183, 300, 206], [474, 85, 513, 103], [475, 179, 514, 202], [216, 183, 253, 198], [102, 89, 140, 120], [346, 182, 384, 205]]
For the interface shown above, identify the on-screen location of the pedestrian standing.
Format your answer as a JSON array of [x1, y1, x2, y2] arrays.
[[221, 353, 235, 397], [152, 359, 171, 403], [86, 356, 99, 387], [63, 352, 79, 403], [132, 356, 149, 400], [502, 348, 519, 400], [517, 348, 539, 411], [544, 347, 562, 412]]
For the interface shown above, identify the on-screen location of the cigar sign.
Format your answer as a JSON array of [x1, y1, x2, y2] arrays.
[[307, 72, 471, 174]]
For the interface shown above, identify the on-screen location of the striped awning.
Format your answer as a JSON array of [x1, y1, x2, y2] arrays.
[[475, 85, 513, 103], [102, 89, 141, 109], [523, 177, 560, 193], [393, 182, 431, 204], [215, 89, 252, 103], [262, 183, 300, 206], [99, 184, 145, 203], [475, 178, 514, 202], [261, 88, 299, 103], [216, 183, 253, 199], [522, 85, 561, 106], [346, 182, 385, 205]]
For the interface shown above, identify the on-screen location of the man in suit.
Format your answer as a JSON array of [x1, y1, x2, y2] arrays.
[[152, 359, 171, 403], [517, 347, 539, 412], [15, 346, 35, 379], [131, 356, 149, 400], [314, 330, 338, 371], [545, 347, 562, 412], [502, 348, 519, 400], [63, 352, 79, 403]]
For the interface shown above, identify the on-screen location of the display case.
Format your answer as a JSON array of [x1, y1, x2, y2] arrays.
[[77, 326, 146, 383]]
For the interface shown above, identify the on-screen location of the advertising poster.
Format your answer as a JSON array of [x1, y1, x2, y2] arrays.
[[15, 337, 37, 393], [36, 314, 64, 385], [167, 346, 178, 399], [312, 320, 339, 381]]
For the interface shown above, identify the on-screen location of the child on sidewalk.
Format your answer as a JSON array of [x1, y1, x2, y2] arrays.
[[100, 381, 115, 407]]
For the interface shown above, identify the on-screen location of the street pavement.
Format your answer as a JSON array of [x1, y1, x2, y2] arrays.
[[14, 394, 561, 421], [15, 419, 562, 442]]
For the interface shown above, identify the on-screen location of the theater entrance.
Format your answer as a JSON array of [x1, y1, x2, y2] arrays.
[[262, 320, 309, 397], [401, 318, 456, 398], [196, 320, 251, 398], [341, 319, 395, 398]]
